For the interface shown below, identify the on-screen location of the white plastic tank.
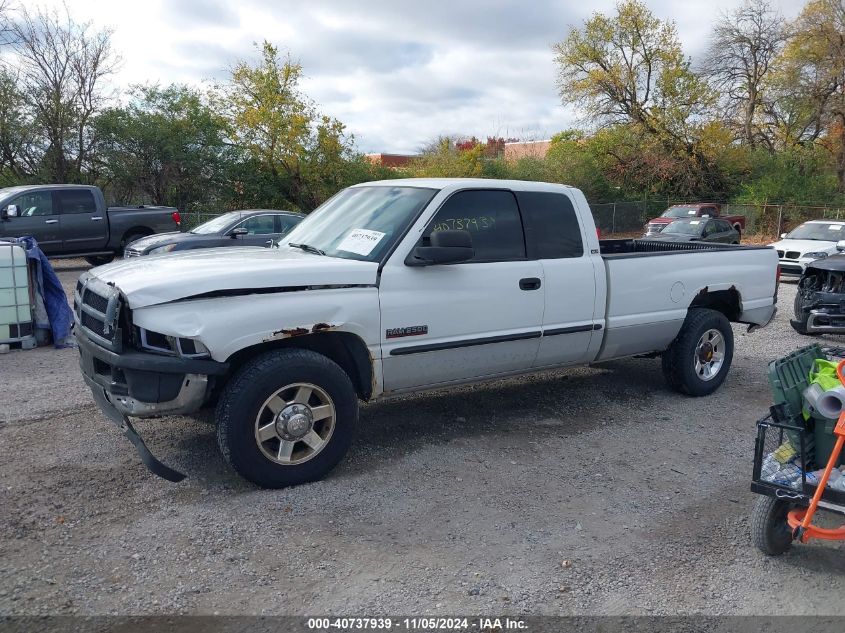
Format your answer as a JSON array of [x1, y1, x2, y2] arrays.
[[0, 241, 36, 348]]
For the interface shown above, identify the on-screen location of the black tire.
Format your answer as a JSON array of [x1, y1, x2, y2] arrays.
[[751, 496, 795, 556], [661, 307, 734, 396], [216, 348, 358, 488], [790, 292, 818, 336], [122, 231, 149, 250], [84, 254, 114, 266]]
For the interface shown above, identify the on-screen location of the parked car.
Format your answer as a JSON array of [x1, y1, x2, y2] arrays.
[[124, 210, 304, 257], [74, 178, 778, 488], [645, 218, 741, 244], [769, 220, 845, 277], [644, 203, 745, 236], [0, 184, 180, 266], [791, 253, 845, 334]]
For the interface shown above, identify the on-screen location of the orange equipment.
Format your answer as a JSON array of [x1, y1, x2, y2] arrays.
[[786, 358, 845, 543]]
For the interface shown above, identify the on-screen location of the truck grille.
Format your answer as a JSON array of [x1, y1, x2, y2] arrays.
[[74, 274, 122, 349], [123, 249, 142, 258]]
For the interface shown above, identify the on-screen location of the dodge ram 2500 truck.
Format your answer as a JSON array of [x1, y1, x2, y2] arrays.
[[0, 184, 180, 265], [74, 178, 779, 488]]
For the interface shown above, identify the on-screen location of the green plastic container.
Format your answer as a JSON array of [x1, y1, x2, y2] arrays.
[[767, 344, 824, 417], [813, 416, 845, 468]]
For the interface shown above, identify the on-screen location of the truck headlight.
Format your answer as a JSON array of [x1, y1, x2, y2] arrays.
[[804, 252, 829, 260], [137, 327, 210, 358], [148, 243, 177, 255]]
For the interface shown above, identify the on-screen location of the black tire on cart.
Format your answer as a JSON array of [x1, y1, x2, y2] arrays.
[[751, 496, 795, 556], [661, 308, 734, 396]]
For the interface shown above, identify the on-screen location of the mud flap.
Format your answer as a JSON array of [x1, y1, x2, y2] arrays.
[[92, 386, 186, 483]]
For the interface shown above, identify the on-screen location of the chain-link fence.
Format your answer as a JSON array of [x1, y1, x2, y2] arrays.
[[589, 201, 845, 239]]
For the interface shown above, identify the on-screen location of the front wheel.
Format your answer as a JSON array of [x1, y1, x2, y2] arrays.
[[661, 308, 734, 396], [216, 348, 358, 488], [751, 496, 795, 556]]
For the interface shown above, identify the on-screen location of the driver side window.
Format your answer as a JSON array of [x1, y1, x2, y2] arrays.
[[9, 191, 54, 217], [419, 190, 525, 262]]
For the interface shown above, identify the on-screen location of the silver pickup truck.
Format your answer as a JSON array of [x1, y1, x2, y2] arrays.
[[74, 178, 779, 488], [0, 184, 180, 265]]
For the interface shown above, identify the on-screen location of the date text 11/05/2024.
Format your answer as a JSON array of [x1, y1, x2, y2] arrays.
[[306, 617, 528, 630]]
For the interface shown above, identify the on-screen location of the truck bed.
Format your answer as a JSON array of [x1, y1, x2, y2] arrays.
[[595, 238, 778, 361]]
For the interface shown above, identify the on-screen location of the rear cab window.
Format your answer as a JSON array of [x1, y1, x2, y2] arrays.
[[57, 189, 96, 214], [516, 191, 584, 259]]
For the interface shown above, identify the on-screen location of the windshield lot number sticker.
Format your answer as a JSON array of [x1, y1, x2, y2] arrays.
[[338, 229, 385, 256]]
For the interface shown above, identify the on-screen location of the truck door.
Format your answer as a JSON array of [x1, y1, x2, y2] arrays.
[[379, 189, 545, 392], [0, 190, 62, 253], [517, 191, 600, 367], [57, 188, 108, 252]]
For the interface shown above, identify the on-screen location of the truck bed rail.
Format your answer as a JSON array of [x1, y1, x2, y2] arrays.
[[600, 238, 772, 259]]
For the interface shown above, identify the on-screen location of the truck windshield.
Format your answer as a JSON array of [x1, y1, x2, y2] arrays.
[[786, 223, 845, 241], [281, 186, 438, 262], [662, 206, 700, 218], [663, 220, 703, 235], [190, 212, 242, 234]]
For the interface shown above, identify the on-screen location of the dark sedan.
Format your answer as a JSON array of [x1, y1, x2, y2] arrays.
[[644, 217, 740, 244], [124, 209, 304, 257]]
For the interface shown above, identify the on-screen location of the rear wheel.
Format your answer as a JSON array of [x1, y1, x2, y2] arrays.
[[662, 308, 734, 396], [121, 230, 150, 251], [751, 496, 795, 556], [216, 348, 358, 488]]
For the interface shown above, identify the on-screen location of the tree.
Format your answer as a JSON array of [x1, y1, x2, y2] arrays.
[[778, 0, 845, 192], [218, 42, 359, 210], [701, 0, 787, 148], [9, 5, 119, 182], [553, 0, 710, 141], [552, 0, 731, 197], [0, 68, 37, 184], [94, 84, 232, 210]]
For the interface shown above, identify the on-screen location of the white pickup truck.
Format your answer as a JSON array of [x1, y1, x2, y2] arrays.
[[74, 179, 779, 487]]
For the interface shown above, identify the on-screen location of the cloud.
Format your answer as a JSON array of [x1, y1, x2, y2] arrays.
[[32, 0, 807, 153]]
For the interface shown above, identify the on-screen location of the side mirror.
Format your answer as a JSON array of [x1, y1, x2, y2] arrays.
[[406, 229, 474, 266], [2, 204, 18, 220], [230, 227, 248, 238], [836, 240, 845, 253], [780, 233, 787, 239]]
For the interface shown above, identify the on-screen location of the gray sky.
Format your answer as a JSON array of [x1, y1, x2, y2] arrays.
[[37, 0, 804, 153]]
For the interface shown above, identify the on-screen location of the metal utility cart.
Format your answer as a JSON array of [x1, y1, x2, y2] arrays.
[[0, 240, 36, 350], [751, 344, 845, 555]]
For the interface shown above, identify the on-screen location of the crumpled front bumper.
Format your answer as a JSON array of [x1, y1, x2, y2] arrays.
[[76, 326, 227, 418], [794, 309, 845, 334]]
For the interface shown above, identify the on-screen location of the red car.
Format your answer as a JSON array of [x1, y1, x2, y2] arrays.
[[644, 203, 745, 237]]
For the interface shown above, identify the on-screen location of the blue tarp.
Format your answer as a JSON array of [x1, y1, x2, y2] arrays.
[[13, 236, 75, 348]]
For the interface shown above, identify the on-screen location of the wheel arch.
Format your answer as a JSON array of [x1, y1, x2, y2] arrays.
[[121, 226, 154, 245], [688, 286, 742, 322], [224, 331, 374, 401]]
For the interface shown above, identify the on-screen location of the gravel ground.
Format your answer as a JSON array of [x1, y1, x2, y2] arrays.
[[1, 260, 843, 616]]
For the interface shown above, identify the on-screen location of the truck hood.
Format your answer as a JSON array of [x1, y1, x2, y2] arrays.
[[89, 247, 379, 309], [768, 238, 839, 256]]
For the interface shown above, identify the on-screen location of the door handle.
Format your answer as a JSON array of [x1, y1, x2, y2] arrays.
[[519, 277, 542, 291], [44, 219, 58, 224], [91, 216, 103, 221]]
